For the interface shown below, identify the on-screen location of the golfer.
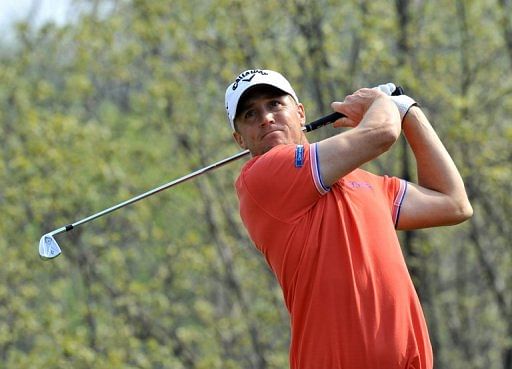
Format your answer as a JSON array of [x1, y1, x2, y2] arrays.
[[225, 69, 472, 369]]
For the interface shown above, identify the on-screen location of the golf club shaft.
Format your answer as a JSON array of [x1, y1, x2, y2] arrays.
[[48, 111, 345, 237]]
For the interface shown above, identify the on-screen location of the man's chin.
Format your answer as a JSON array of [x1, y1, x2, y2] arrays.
[[264, 135, 287, 147], [257, 141, 286, 156]]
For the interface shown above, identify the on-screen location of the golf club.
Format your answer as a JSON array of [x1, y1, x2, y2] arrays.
[[39, 86, 404, 260]]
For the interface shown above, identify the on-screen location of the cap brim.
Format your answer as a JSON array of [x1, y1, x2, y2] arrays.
[[234, 84, 292, 119]]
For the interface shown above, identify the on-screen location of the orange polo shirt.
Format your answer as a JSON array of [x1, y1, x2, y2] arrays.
[[235, 143, 433, 369]]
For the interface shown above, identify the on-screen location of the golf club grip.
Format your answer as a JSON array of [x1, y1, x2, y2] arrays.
[[304, 112, 344, 132], [304, 86, 405, 132]]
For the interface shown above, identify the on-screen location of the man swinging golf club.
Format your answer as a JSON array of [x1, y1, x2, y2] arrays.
[[225, 69, 473, 369]]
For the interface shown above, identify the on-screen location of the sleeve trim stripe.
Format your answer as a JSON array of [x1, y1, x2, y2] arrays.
[[393, 179, 408, 228], [310, 143, 330, 195]]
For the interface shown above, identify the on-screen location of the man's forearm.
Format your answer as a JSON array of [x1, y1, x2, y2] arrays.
[[319, 93, 401, 187], [402, 106, 472, 217]]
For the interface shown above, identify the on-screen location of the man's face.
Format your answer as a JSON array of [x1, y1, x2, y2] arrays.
[[232, 86, 306, 156]]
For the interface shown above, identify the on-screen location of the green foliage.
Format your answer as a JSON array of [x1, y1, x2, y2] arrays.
[[0, 0, 510, 368]]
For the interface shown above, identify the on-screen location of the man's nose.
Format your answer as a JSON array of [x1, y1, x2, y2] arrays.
[[260, 110, 275, 127]]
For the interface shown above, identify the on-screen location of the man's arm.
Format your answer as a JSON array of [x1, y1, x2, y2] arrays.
[[317, 88, 401, 187], [396, 106, 473, 229]]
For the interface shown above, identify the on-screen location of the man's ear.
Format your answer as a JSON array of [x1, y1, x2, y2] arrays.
[[297, 103, 306, 126], [233, 130, 246, 149]]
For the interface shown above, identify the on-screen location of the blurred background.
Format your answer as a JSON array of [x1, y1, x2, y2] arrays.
[[0, 0, 511, 368]]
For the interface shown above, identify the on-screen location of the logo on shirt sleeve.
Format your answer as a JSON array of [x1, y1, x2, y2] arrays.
[[295, 145, 304, 168]]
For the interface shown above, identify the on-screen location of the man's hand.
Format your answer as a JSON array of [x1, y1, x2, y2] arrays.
[[317, 88, 400, 187], [330, 88, 389, 128]]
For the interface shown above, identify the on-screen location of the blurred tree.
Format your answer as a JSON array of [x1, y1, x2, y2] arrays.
[[0, 0, 510, 368]]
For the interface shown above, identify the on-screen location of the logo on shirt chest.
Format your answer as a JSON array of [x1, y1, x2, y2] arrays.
[[346, 181, 373, 190]]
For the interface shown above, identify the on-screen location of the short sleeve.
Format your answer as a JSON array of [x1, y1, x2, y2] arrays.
[[381, 175, 408, 228], [235, 143, 324, 223]]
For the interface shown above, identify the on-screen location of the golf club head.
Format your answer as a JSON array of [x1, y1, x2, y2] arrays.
[[39, 234, 62, 260]]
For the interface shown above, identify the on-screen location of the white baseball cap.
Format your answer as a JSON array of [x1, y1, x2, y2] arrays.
[[225, 69, 299, 130]]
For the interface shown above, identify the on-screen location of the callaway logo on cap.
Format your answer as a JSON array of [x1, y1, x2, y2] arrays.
[[225, 69, 299, 130]]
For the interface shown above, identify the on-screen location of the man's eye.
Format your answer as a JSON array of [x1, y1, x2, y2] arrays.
[[244, 110, 256, 119]]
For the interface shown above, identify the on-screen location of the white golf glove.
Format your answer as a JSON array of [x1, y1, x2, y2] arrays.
[[374, 82, 397, 96], [373, 83, 417, 121]]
